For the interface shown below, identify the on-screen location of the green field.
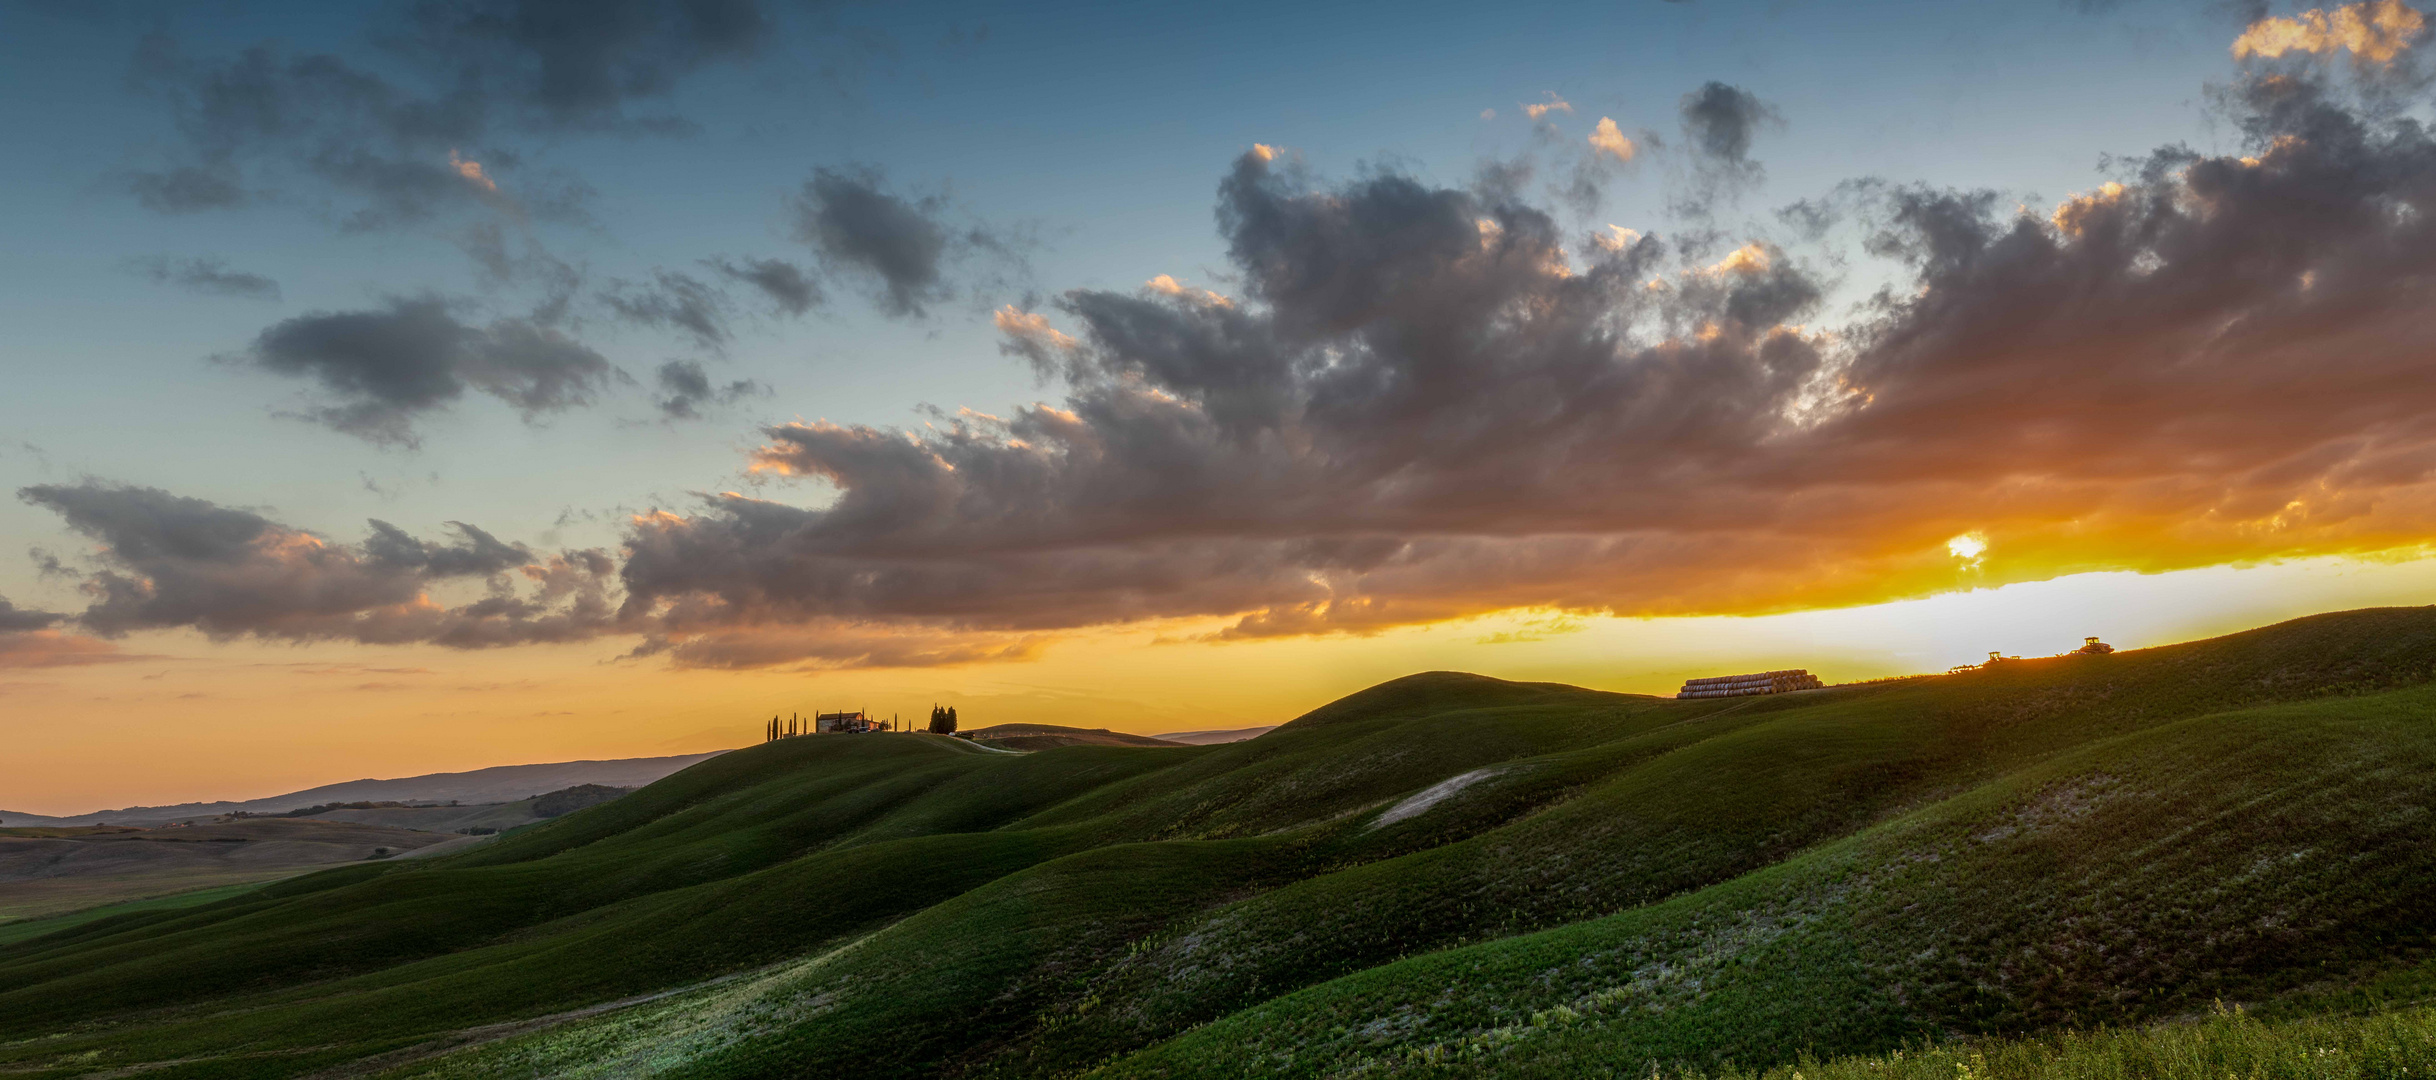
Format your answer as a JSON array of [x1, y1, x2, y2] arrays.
[[0, 882, 269, 948], [8, 606, 2436, 1078]]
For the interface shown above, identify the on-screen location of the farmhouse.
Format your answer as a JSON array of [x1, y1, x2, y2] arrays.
[[816, 710, 875, 734]]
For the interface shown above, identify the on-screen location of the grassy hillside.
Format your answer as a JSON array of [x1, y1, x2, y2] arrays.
[[5, 607, 2436, 1078], [964, 724, 1188, 750], [0, 819, 457, 923]]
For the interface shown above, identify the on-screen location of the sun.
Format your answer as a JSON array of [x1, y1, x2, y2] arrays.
[[1948, 532, 1989, 561]]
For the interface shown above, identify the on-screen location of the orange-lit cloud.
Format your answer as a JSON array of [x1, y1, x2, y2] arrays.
[[1523, 92, 1573, 121], [0, 630, 143, 668], [449, 149, 499, 192], [1588, 117, 1637, 163], [1145, 274, 1234, 306], [1591, 225, 1643, 253], [2234, 0, 2426, 63]]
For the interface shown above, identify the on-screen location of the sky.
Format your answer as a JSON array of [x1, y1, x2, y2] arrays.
[[6, 0, 2436, 815]]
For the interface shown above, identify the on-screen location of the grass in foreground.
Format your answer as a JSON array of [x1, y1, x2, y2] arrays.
[[1701, 1004, 2436, 1080]]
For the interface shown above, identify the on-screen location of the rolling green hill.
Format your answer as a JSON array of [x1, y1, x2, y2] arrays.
[[962, 724, 1188, 751], [7, 607, 2436, 1078]]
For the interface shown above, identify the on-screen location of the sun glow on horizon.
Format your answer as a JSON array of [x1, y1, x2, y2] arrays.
[[8, 552, 2436, 817]]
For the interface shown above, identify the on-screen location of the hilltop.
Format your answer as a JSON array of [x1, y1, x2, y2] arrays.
[[1151, 725, 1279, 745], [961, 723, 1186, 750], [3, 608, 2436, 1077]]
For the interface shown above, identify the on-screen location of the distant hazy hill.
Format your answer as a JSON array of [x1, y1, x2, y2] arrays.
[[12, 609, 2436, 1077], [0, 752, 725, 827], [961, 723, 1184, 750], [1150, 725, 1277, 745]]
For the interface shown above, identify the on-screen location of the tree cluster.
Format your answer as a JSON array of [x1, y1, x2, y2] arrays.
[[927, 705, 959, 735]]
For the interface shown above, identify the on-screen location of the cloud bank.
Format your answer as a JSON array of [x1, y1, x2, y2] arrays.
[[238, 297, 616, 445], [38, 34, 2436, 671], [19, 482, 615, 649], [603, 53, 2436, 661], [124, 0, 807, 228]]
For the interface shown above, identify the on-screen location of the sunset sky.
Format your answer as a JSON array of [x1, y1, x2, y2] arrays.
[[7, 0, 2436, 815]]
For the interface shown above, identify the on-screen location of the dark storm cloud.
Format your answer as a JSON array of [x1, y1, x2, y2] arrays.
[[604, 59, 2436, 663], [708, 256, 822, 316], [19, 482, 615, 648], [1680, 81, 1776, 164], [788, 166, 1021, 318], [614, 146, 1834, 657], [129, 255, 282, 300], [1675, 80, 1781, 214], [124, 0, 814, 228], [652, 359, 766, 419], [241, 297, 616, 446], [0, 598, 64, 633]]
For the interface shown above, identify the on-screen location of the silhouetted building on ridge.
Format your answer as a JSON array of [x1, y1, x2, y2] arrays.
[[816, 710, 874, 734]]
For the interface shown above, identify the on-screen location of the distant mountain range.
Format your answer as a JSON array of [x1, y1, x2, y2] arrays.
[[0, 752, 729, 827]]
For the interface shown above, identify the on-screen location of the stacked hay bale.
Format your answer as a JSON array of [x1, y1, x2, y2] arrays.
[[1675, 669, 1824, 699]]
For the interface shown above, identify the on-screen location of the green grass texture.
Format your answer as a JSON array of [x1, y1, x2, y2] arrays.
[[6, 606, 2436, 1078]]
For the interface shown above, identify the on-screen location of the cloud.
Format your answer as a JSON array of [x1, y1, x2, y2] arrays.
[[787, 165, 1022, 318], [129, 255, 281, 300], [121, 0, 808, 229], [605, 68, 2436, 660], [449, 150, 500, 193], [19, 481, 616, 648], [652, 359, 766, 420], [397, 0, 777, 127], [239, 296, 616, 445], [0, 597, 65, 633], [1523, 92, 1573, 121], [600, 257, 821, 348], [2234, 0, 2426, 63], [1675, 80, 1781, 213], [1588, 117, 1638, 164], [708, 256, 822, 316], [600, 269, 733, 348], [628, 620, 1047, 670], [1680, 81, 1777, 163], [0, 630, 140, 669]]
